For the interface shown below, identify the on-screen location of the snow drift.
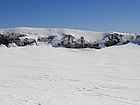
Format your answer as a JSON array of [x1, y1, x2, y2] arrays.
[[0, 43, 140, 105]]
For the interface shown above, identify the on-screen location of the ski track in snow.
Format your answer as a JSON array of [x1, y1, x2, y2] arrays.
[[0, 44, 140, 105]]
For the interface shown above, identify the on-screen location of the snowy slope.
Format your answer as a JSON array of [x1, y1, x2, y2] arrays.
[[0, 43, 140, 105], [0, 27, 140, 105], [0, 27, 106, 42], [0, 27, 135, 42]]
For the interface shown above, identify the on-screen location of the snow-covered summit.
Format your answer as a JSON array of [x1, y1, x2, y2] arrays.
[[0, 27, 140, 48], [0, 27, 105, 41]]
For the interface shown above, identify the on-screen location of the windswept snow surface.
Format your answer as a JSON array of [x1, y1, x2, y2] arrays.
[[0, 43, 140, 105]]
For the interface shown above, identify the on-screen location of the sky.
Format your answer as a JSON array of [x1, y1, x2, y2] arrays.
[[0, 0, 140, 32]]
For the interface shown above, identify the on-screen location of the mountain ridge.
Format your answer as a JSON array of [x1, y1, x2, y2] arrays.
[[0, 27, 139, 48]]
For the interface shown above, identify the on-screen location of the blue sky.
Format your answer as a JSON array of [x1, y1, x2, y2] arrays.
[[0, 0, 140, 32]]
